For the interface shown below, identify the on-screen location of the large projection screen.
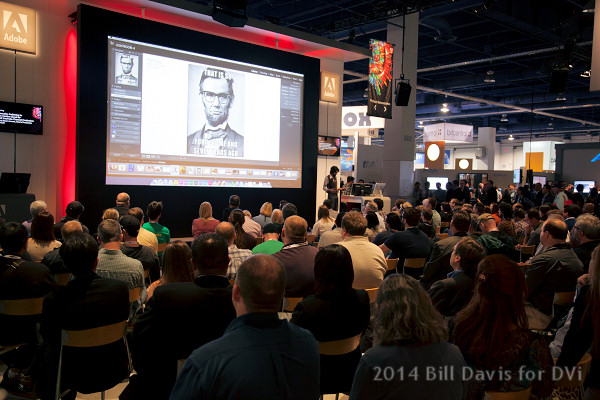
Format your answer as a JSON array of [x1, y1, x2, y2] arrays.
[[76, 5, 319, 236]]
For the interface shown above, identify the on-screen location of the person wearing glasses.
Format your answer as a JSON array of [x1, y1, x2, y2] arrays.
[[115, 54, 138, 86], [187, 68, 244, 157]]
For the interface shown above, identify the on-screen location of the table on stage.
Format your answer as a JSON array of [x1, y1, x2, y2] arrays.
[[341, 195, 391, 213]]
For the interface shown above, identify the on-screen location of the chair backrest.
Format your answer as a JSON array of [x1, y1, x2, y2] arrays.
[[143, 269, 150, 280], [157, 242, 167, 253], [554, 353, 592, 388], [484, 387, 531, 400], [437, 233, 449, 240], [129, 287, 142, 303], [319, 334, 361, 356], [306, 234, 316, 243], [55, 273, 72, 286], [0, 297, 44, 316], [521, 245, 536, 255], [61, 321, 127, 348], [440, 222, 450, 228], [404, 258, 427, 269], [282, 297, 303, 312], [255, 237, 264, 244], [554, 291, 576, 306], [365, 288, 378, 303], [435, 226, 441, 234], [386, 258, 399, 271]]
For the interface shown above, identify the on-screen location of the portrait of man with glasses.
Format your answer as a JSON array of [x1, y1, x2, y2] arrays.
[[187, 67, 244, 157], [115, 54, 138, 86]]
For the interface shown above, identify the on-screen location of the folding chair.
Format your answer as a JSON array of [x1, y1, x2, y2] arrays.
[[365, 288, 378, 303], [0, 297, 44, 355], [385, 258, 399, 274], [484, 387, 531, 400], [55, 273, 72, 286], [281, 297, 303, 312], [403, 258, 427, 274], [318, 334, 362, 400], [553, 353, 592, 400]]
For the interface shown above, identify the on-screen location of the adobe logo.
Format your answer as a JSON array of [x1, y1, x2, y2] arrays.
[[320, 71, 339, 103], [592, 153, 600, 163], [0, 1, 36, 54]]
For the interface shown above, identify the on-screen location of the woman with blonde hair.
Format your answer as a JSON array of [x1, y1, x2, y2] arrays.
[[252, 202, 273, 229], [349, 275, 466, 399], [146, 241, 194, 299], [192, 202, 219, 238], [271, 209, 284, 225], [102, 208, 119, 221], [312, 205, 335, 238]]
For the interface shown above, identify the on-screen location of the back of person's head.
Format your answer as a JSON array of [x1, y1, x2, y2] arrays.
[[441, 202, 452, 213], [31, 211, 55, 242], [260, 202, 273, 217], [146, 201, 163, 221], [426, 197, 437, 210], [282, 203, 298, 220], [59, 233, 98, 276], [470, 214, 480, 232], [477, 213, 497, 230], [576, 184, 584, 193], [454, 254, 527, 367], [575, 214, 600, 240], [322, 199, 333, 210], [565, 204, 582, 219], [271, 209, 284, 225], [192, 233, 229, 273], [162, 240, 194, 283], [364, 202, 377, 212], [539, 204, 551, 217], [128, 207, 144, 224], [29, 200, 47, 218], [395, 198, 405, 209], [490, 203, 499, 215], [347, 176, 355, 183], [451, 211, 470, 232], [421, 208, 433, 222], [283, 215, 308, 242], [61, 221, 83, 241], [403, 207, 421, 227], [543, 218, 568, 240], [116, 192, 130, 205], [374, 274, 447, 346], [229, 195, 240, 208], [314, 244, 353, 294], [526, 208, 540, 221], [366, 211, 379, 229], [373, 198, 384, 211], [97, 219, 122, 243], [199, 201, 213, 219], [583, 203, 595, 215], [342, 211, 367, 236], [236, 254, 286, 313], [120, 215, 141, 237], [498, 202, 513, 219], [454, 237, 486, 278], [102, 208, 119, 221], [228, 209, 245, 228], [216, 222, 235, 243], [279, 200, 288, 209], [65, 201, 84, 218], [243, 210, 252, 218], [514, 207, 525, 220], [0, 223, 28, 254], [386, 213, 402, 230], [334, 211, 345, 228], [546, 210, 565, 221], [317, 205, 330, 221]]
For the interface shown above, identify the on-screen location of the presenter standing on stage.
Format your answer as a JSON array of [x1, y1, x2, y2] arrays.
[[323, 166, 340, 211]]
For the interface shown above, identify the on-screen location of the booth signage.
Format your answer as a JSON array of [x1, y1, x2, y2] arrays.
[[320, 71, 339, 103], [367, 39, 393, 119], [423, 123, 473, 143], [0, 1, 36, 54], [342, 106, 385, 130]]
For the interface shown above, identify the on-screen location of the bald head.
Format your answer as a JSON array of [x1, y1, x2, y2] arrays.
[[216, 222, 235, 245], [61, 220, 83, 241], [542, 219, 568, 242], [116, 192, 130, 206], [235, 254, 286, 314], [282, 215, 307, 244]]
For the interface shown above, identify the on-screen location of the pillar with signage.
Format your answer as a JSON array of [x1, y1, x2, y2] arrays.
[[423, 123, 474, 170], [477, 127, 496, 170]]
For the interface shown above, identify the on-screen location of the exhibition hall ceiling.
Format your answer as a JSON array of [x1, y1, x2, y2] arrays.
[[160, 0, 600, 141]]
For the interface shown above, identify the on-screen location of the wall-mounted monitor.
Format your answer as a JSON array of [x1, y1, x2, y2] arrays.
[[317, 136, 341, 157], [340, 147, 353, 172], [0, 101, 43, 135], [426, 177, 449, 188], [351, 183, 373, 196], [532, 176, 546, 185], [513, 169, 521, 184], [574, 180, 595, 193]]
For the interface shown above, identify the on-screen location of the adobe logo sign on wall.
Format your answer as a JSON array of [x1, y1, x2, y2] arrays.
[[0, 1, 36, 54]]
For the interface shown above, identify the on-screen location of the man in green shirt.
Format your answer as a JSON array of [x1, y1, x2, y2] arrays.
[[252, 223, 284, 255], [142, 201, 170, 256]]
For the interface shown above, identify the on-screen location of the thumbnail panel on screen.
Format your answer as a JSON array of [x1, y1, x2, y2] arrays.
[[106, 36, 304, 188]]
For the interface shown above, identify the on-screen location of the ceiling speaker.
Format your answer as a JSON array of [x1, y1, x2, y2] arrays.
[[212, 0, 248, 28]]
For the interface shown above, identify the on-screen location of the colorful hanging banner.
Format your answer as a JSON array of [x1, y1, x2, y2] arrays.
[[367, 40, 393, 119]]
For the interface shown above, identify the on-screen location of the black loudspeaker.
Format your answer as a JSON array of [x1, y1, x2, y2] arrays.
[[395, 81, 412, 106], [212, 0, 248, 28], [549, 67, 569, 94], [526, 169, 533, 186]]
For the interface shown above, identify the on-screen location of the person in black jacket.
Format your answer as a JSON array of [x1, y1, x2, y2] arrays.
[[479, 180, 497, 206]]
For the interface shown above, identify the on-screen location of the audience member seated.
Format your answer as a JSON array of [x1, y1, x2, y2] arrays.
[[564, 204, 582, 231], [119, 215, 160, 282], [418, 207, 436, 240], [313, 205, 335, 238], [142, 201, 170, 255], [380, 208, 431, 278], [372, 212, 403, 246], [363, 201, 384, 228], [102, 208, 119, 221], [350, 275, 466, 400], [513, 207, 528, 244], [95, 219, 144, 321], [556, 246, 600, 400], [339, 211, 386, 290], [252, 223, 284, 255], [41, 221, 83, 274], [128, 207, 158, 254], [131, 234, 236, 400], [146, 240, 194, 299], [273, 215, 318, 297], [583, 203, 595, 215], [323, 198, 338, 221], [423, 197, 441, 229], [251, 202, 273, 229], [539, 204, 551, 221], [524, 208, 543, 247], [428, 237, 485, 317], [468, 213, 482, 240], [22, 200, 46, 236], [540, 184, 554, 206], [33, 233, 130, 399], [476, 213, 518, 261], [192, 201, 220, 238], [53, 201, 89, 240], [570, 213, 600, 273], [524, 219, 584, 329], [421, 211, 470, 290], [318, 212, 344, 249], [450, 254, 553, 399], [114, 192, 130, 218], [221, 194, 240, 222], [497, 202, 517, 240], [170, 255, 319, 400], [27, 211, 61, 261], [364, 211, 382, 242], [271, 208, 284, 226], [242, 210, 262, 238], [229, 209, 257, 250], [291, 245, 370, 395], [282, 202, 298, 220], [216, 222, 253, 280]]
